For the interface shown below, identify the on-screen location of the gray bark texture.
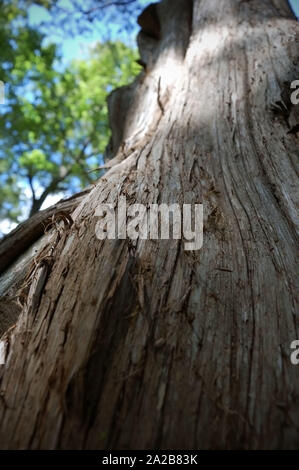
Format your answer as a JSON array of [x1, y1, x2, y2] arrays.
[[0, 0, 298, 449]]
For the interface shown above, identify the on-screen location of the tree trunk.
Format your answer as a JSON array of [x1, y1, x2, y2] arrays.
[[0, 0, 298, 450]]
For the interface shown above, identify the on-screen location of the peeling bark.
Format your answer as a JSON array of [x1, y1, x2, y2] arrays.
[[0, 189, 90, 335], [0, 0, 298, 450]]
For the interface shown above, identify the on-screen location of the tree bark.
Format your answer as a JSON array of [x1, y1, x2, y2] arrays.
[[0, 188, 91, 336], [0, 0, 298, 449]]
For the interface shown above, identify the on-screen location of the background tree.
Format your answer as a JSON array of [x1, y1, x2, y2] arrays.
[[0, 0, 141, 226], [0, 0, 298, 450], [1, 39, 140, 219]]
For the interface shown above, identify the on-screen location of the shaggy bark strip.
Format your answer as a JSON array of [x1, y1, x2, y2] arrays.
[[0, 0, 298, 449]]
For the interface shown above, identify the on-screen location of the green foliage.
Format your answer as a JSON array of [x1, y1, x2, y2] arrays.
[[19, 149, 55, 173], [0, 0, 141, 224]]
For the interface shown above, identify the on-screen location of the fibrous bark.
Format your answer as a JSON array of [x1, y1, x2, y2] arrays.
[[0, 0, 298, 450], [0, 188, 90, 335]]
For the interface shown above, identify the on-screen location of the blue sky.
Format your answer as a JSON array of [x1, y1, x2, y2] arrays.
[[27, 0, 150, 62], [290, 0, 299, 17]]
